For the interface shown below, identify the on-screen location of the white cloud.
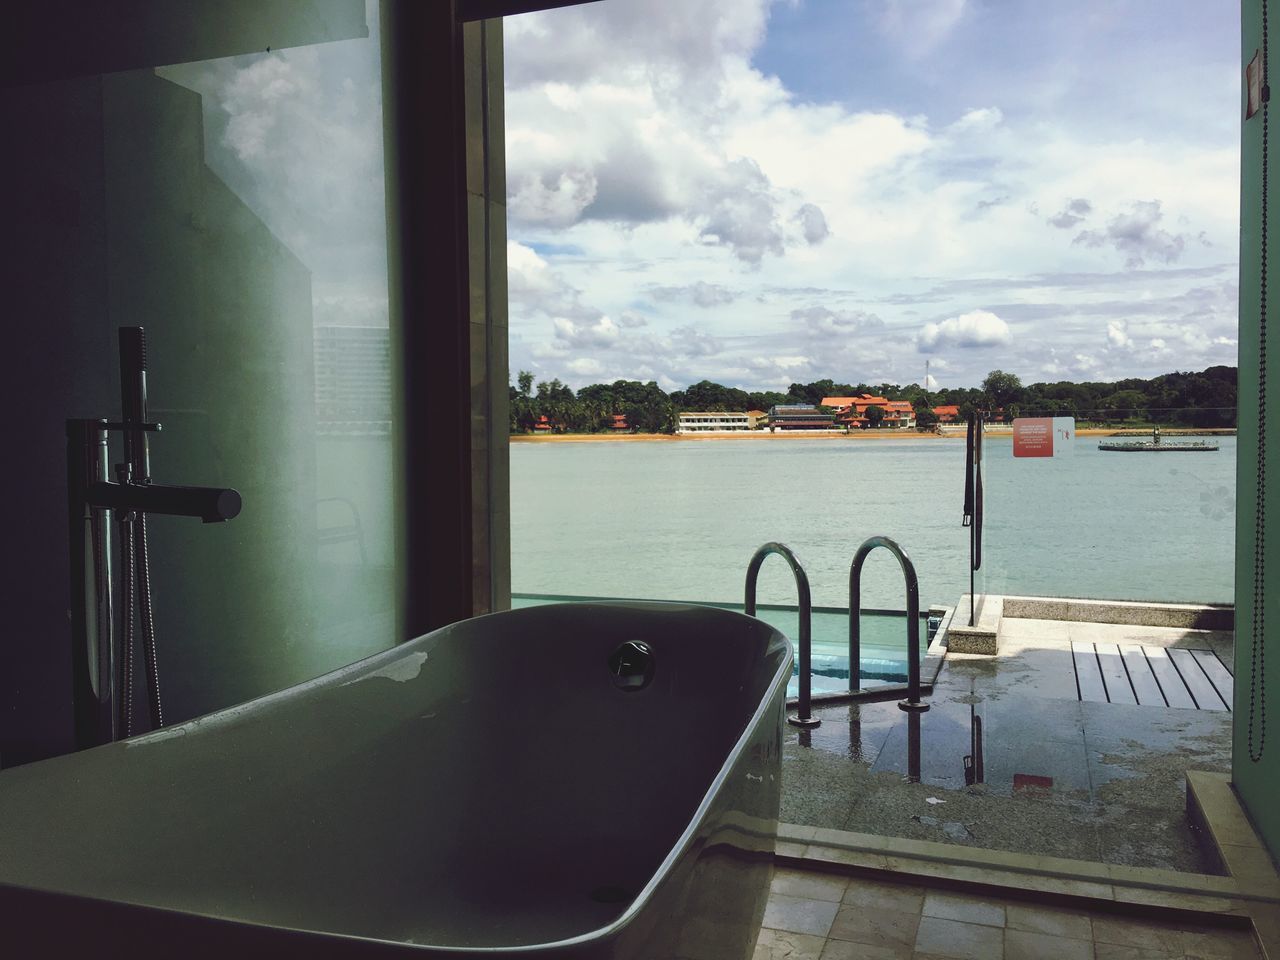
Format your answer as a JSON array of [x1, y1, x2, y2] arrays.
[[918, 309, 1012, 351], [792, 306, 884, 337], [503, 1, 1239, 391], [650, 281, 738, 307], [566, 357, 606, 377], [1074, 200, 1188, 269], [554, 315, 621, 349], [795, 203, 830, 245], [1106, 320, 1133, 349], [1048, 198, 1093, 229]]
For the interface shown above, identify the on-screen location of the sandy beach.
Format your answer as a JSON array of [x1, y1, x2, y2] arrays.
[[509, 427, 1234, 444]]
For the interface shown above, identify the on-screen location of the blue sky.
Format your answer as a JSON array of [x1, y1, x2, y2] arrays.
[[503, 0, 1242, 394]]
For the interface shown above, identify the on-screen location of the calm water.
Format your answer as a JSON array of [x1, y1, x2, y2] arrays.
[[510, 435, 1236, 613]]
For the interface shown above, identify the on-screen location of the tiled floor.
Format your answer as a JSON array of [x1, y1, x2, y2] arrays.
[[755, 866, 1261, 959], [780, 617, 1234, 873]]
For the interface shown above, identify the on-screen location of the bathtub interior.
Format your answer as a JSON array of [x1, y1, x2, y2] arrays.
[[0, 602, 789, 948]]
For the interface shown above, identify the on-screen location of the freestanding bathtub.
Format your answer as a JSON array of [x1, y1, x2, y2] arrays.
[[0, 602, 791, 957]]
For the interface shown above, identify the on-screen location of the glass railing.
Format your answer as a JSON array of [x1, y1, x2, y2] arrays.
[[978, 422, 1235, 604]]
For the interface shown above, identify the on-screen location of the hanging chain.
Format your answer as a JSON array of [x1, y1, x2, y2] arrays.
[[1250, 0, 1270, 764]]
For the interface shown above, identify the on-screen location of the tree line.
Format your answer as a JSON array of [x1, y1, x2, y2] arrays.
[[509, 366, 1238, 434]]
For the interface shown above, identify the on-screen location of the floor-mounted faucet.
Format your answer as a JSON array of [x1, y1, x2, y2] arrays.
[[67, 327, 241, 750]]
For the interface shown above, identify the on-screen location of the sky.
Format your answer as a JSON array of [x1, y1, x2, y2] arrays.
[[502, 0, 1243, 394]]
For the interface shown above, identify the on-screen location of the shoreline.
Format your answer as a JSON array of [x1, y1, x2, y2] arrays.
[[509, 427, 1236, 444]]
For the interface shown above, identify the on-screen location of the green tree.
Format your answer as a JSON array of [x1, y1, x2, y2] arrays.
[[914, 406, 940, 432], [1103, 389, 1149, 421], [864, 404, 885, 428], [517, 370, 533, 397], [982, 369, 1023, 416]]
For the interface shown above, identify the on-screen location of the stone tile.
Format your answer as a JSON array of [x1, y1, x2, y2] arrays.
[[828, 903, 921, 952], [1091, 915, 1186, 954], [770, 867, 850, 903], [774, 840, 809, 859], [1004, 902, 1092, 940], [997, 618, 1071, 644], [804, 844, 893, 871], [842, 877, 926, 914], [1092, 944, 1184, 960], [911, 916, 1005, 959], [1116, 886, 1248, 915], [982, 736, 1093, 802], [818, 938, 910, 959], [1219, 843, 1280, 897], [1096, 804, 1221, 875], [869, 701, 976, 791], [1181, 925, 1264, 959], [762, 894, 840, 937], [921, 891, 1006, 927], [969, 688, 1087, 747], [752, 927, 827, 960], [1003, 929, 1092, 960], [1011, 873, 1114, 900]]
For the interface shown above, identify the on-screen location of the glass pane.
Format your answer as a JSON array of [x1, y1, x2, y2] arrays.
[[2, 0, 394, 755]]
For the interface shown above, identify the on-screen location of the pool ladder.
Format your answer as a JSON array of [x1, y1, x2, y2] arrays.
[[745, 536, 929, 729]]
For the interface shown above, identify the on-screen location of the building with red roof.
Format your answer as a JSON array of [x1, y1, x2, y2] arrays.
[[822, 395, 915, 429]]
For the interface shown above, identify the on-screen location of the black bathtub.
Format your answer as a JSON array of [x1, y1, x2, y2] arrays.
[[0, 602, 791, 958]]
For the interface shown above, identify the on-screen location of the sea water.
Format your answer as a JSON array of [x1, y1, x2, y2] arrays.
[[511, 435, 1236, 612]]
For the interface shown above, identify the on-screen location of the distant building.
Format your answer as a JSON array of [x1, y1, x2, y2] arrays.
[[533, 415, 554, 432], [745, 409, 768, 429], [933, 405, 961, 423], [820, 397, 861, 412], [821, 394, 914, 429], [610, 413, 629, 432], [314, 325, 391, 436], [767, 404, 838, 431], [882, 400, 916, 429], [678, 411, 752, 433]]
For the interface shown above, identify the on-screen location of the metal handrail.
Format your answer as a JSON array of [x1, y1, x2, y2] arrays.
[[745, 542, 820, 728], [849, 535, 930, 712]]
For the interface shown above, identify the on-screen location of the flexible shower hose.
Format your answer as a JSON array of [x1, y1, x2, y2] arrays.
[[135, 511, 163, 730], [118, 510, 163, 736], [119, 515, 136, 737]]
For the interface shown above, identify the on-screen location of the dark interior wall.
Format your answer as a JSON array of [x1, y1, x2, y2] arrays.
[[1, 75, 113, 761], [4, 0, 369, 86], [0, 3, 394, 766]]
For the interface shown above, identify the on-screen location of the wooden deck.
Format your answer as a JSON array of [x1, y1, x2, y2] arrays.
[[1071, 641, 1232, 710]]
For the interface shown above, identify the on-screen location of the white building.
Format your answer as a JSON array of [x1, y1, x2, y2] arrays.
[[677, 411, 753, 433]]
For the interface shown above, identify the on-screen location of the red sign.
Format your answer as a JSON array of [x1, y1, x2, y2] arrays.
[[1013, 417, 1075, 457], [1013, 418, 1054, 457]]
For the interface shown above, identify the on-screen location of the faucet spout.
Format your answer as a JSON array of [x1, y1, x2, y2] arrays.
[[86, 480, 241, 523]]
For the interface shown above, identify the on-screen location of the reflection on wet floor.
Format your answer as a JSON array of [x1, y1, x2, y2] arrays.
[[780, 617, 1234, 873]]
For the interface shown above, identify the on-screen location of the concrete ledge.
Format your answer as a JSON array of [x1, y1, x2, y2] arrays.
[[1002, 595, 1233, 630], [774, 820, 1270, 947], [1186, 771, 1280, 959], [946, 594, 1001, 655]]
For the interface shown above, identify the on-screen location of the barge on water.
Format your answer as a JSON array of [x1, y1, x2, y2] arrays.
[[1099, 426, 1219, 452]]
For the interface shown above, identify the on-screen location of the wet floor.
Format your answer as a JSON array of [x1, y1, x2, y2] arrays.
[[779, 617, 1234, 873]]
